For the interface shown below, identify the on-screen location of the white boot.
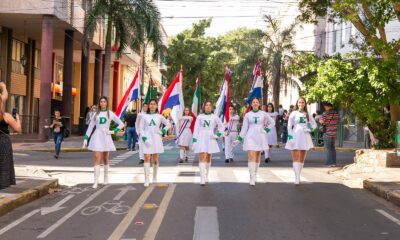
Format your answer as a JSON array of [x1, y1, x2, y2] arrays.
[[179, 149, 185, 161], [199, 163, 207, 186], [104, 165, 109, 185], [144, 163, 150, 187], [205, 163, 211, 183], [92, 165, 100, 189], [248, 162, 257, 186], [293, 162, 302, 185], [153, 164, 159, 183]]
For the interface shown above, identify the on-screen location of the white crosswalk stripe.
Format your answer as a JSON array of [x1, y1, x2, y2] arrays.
[[269, 169, 310, 183]]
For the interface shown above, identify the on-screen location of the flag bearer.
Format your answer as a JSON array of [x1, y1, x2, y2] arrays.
[[224, 105, 240, 163], [177, 107, 194, 163], [136, 103, 149, 164], [264, 103, 279, 163]]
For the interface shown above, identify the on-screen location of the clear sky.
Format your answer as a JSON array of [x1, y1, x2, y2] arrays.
[[155, 0, 300, 37]]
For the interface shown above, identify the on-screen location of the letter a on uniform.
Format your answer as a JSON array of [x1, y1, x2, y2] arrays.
[[149, 119, 156, 126]]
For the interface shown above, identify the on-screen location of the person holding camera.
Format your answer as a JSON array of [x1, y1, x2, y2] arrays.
[[50, 109, 66, 159], [0, 82, 21, 189]]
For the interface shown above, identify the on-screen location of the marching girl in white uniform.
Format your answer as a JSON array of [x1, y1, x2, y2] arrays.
[[285, 97, 317, 185], [139, 99, 171, 187], [135, 103, 149, 164], [264, 103, 278, 163], [236, 98, 275, 186], [177, 107, 193, 163], [192, 101, 224, 186], [83, 96, 125, 189], [224, 105, 240, 163]]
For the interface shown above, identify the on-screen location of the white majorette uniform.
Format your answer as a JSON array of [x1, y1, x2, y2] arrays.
[[224, 115, 240, 160], [192, 113, 224, 154], [84, 110, 124, 188], [136, 110, 145, 160], [177, 116, 193, 147], [139, 113, 171, 154], [238, 110, 275, 151], [285, 110, 317, 151], [238, 110, 275, 186], [85, 110, 124, 152], [266, 112, 278, 146]]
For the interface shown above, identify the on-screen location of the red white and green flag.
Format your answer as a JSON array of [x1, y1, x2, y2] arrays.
[[190, 78, 201, 132]]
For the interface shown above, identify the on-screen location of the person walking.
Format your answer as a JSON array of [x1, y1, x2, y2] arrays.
[[83, 96, 125, 189], [50, 109, 66, 159], [177, 107, 194, 163], [139, 99, 171, 187], [0, 82, 21, 190], [285, 97, 317, 185], [192, 101, 224, 186], [319, 103, 339, 167], [85, 105, 97, 136], [224, 105, 240, 163], [136, 103, 149, 164], [264, 103, 278, 163], [235, 98, 275, 186], [124, 110, 138, 151]]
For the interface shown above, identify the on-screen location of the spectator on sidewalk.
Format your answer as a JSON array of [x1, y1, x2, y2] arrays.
[[319, 103, 340, 167], [124, 110, 138, 151], [0, 82, 21, 190], [50, 110, 66, 159]]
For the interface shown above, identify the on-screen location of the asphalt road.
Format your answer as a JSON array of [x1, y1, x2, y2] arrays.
[[1, 141, 399, 240]]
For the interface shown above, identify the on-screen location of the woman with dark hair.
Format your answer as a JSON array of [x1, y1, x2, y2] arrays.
[[136, 103, 149, 164], [0, 82, 21, 190], [264, 103, 278, 162], [192, 101, 224, 186], [224, 105, 240, 163], [285, 97, 317, 185], [236, 98, 275, 186], [178, 107, 194, 163], [83, 96, 125, 189], [139, 99, 171, 187]]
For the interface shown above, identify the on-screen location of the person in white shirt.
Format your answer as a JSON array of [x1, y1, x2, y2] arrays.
[[264, 103, 278, 163], [285, 97, 317, 185], [139, 99, 171, 187], [235, 98, 275, 186], [177, 107, 194, 163], [224, 105, 240, 163], [83, 96, 125, 189], [192, 101, 224, 186], [135, 103, 149, 164]]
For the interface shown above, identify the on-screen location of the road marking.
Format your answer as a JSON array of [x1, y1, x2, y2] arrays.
[[37, 185, 110, 239], [13, 152, 29, 156], [208, 169, 220, 183], [193, 207, 220, 240], [41, 194, 75, 215], [376, 209, 400, 226], [0, 209, 40, 236], [113, 186, 136, 201], [269, 169, 310, 183], [107, 185, 155, 240], [232, 169, 265, 183], [143, 184, 177, 240]]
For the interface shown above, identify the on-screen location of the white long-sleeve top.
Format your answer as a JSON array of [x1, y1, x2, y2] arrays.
[[285, 110, 317, 151], [139, 112, 171, 154], [225, 115, 240, 134], [192, 113, 224, 154]]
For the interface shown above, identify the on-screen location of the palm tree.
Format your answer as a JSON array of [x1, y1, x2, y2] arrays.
[[84, 0, 164, 97], [263, 15, 298, 108]]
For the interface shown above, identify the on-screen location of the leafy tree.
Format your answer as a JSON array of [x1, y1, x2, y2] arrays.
[[85, 0, 164, 97], [298, 0, 400, 121]]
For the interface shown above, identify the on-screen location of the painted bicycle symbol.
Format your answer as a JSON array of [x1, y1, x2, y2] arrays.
[[81, 201, 130, 216]]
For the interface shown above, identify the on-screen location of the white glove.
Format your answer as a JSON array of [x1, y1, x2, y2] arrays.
[[232, 140, 240, 146], [83, 139, 88, 148], [303, 127, 311, 133], [105, 130, 114, 135], [211, 134, 219, 139]]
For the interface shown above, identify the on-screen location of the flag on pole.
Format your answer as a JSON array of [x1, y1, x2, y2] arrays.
[[188, 77, 201, 132], [144, 78, 155, 104], [246, 61, 263, 112], [115, 67, 141, 119], [159, 71, 184, 129], [214, 67, 231, 123]]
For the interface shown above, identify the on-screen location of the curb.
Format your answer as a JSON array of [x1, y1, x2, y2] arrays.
[[0, 179, 59, 216], [363, 180, 400, 207], [312, 147, 357, 153]]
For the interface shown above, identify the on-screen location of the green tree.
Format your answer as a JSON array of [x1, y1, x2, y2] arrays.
[[298, 0, 400, 121], [85, 0, 164, 97]]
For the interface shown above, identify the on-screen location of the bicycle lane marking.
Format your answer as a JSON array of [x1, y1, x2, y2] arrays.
[[143, 184, 176, 240], [107, 185, 155, 240], [37, 185, 111, 239]]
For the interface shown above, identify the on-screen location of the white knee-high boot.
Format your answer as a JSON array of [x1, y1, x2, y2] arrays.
[[104, 165, 109, 185], [179, 149, 185, 160], [248, 162, 257, 186], [265, 149, 270, 159], [144, 162, 150, 187], [293, 162, 302, 185], [199, 163, 207, 185], [205, 163, 211, 183], [153, 164, 158, 183], [93, 165, 100, 189]]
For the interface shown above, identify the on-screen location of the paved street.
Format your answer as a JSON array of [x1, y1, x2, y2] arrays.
[[1, 140, 400, 240]]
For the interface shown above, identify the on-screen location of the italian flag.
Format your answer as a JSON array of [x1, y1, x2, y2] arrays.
[[190, 78, 201, 132]]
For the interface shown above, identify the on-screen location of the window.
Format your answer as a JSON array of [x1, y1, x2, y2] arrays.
[[34, 49, 41, 69], [341, 22, 346, 48], [332, 23, 337, 53], [11, 39, 25, 62]]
